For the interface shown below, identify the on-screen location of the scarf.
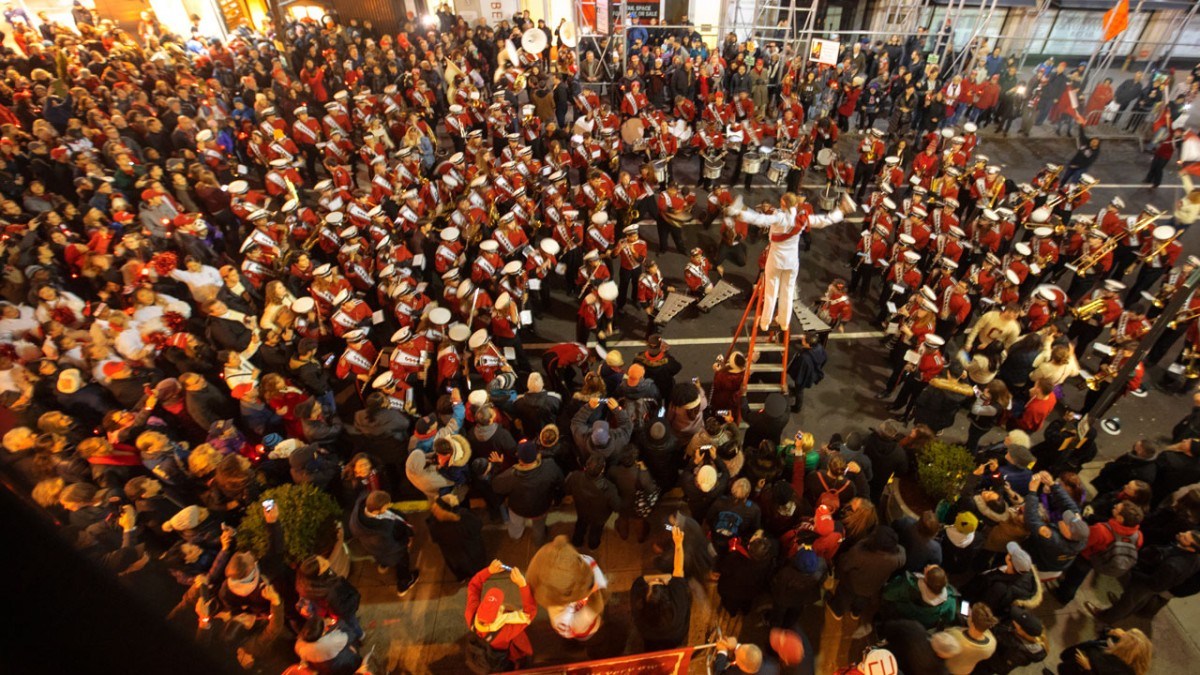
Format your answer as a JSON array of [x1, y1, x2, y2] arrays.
[[474, 608, 532, 634], [945, 527, 975, 548]]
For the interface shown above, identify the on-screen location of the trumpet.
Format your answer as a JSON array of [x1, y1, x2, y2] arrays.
[[1070, 298, 1108, 321], [1169, 307, 1200, 330], [1066, 236, 1119, 276]]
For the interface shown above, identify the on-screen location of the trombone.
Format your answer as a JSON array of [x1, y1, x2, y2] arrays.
[[1127, 210, 1167, 241], [1081, 364, 1116, 391], [1141, 231, 1181, 264], [1065, 235, 1119, 277], [1169, 307, 1200, 330]]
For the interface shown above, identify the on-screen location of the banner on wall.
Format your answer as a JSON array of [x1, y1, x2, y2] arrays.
[[613, 0, 661, 22], [809, 37, 840, 66], [596, 0, 609, 33], [510, 647, 695, 675], [485, 0, 519, 25]]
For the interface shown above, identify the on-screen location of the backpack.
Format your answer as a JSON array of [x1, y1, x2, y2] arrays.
[[1091, 523, 1139, 577], [816, 472, 849, 513], [465, 630, 512, 674]]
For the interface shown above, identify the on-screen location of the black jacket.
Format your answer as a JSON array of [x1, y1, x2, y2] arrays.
[[1091, 451, 1156, 495], [426, 501, 487, 581], [880, 620, 949, 675], [565, 470, 621, 524], [291, 358, 332, 397], [863, 431, 907, 499], [207, 315, 253, 351], [492, 459, 563, 518], [347, 496, 413, 567], [513, 391, 562, 436], [976, 623, 1047, 675], [965, 567, 1038, 618]]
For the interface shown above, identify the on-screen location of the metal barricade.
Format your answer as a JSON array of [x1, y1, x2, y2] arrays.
[[1082, 109, 1156, 151]]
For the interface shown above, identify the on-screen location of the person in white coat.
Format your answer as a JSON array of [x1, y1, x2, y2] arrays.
[[731, 192, 855, 333]]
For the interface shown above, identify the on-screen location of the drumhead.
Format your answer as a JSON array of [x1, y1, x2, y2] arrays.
[[816, 148, 836, 166]]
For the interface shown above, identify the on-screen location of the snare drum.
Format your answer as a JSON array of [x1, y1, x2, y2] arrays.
[[703, 157, 725, 180], [653, 158, 670, 184], [767, 161, 790, 185], [816, 147, 836, 167], [742, 152, 763, 175]]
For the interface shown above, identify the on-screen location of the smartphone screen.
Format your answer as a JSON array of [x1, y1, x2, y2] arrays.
[[262, 499, 275, 511]]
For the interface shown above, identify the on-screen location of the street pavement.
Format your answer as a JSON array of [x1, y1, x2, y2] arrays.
[[354, 124, 1200, 673]]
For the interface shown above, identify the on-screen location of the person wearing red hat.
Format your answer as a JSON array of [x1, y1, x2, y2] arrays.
[[465, 560, 537, 672]]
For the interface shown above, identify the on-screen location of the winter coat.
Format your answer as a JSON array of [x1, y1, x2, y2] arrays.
[[863, 431, 907, 498], [565, 470, 621, 525], [634, 349, 682, 405], [880, 572, 960, 629], [406, 449, 453, 501], [742, 393, 789, 451], [470, 422, 518, 461], [975, 623, 1047, 675], [570, 405, 634, 460], [347, 496, 413, 567], [427, 500, 487, 581], [1022, 488, 1086, 572], [636, 425, 682, 491], [964, 567, 1042, 618], [513, 391, 562, 437], [835, 538, 906, 597], [492, 459, 564, 518]]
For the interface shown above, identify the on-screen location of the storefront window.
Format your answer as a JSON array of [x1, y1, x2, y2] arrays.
[[289, 4, 328, 21]]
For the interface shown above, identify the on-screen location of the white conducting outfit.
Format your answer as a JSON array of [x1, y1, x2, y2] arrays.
[[735, 205, 844, 331]]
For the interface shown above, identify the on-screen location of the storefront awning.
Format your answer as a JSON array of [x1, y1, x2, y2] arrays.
[[1054, 0, 1195, 10], [929, 0, 1038, 8]]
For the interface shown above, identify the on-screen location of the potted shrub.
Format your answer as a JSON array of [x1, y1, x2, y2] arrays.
[[914, 439, 975, 515], [237, 483, 342, 566], [885, 439, 975, 522]]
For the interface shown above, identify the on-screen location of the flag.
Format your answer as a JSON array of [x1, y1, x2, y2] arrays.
[[1102, 0, 1129, 42]]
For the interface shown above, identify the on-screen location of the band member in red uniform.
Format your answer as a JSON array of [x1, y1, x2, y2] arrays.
[[637, 259, 673, 338], [614, 225, 647, 309], [577, 282, 616, 346]]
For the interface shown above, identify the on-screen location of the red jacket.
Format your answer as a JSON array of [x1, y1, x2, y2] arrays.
[[465, 568, 537, 662], [1014, 392, 1057, 432], [1081, 519, 1143, 560]]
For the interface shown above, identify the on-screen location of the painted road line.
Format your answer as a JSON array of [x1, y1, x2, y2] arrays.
[[523, 330, 884, 350]]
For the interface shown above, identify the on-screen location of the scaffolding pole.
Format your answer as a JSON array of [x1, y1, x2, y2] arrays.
[[869, 0, 927, 36], [1015, 0, 1055, 74], [945, 0, 1000, 76], [1082, 0, 1144, 87], [1142, 1, 1200, 77]]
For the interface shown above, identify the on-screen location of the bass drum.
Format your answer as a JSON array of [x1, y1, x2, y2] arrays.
[[620, 116, 646, 151]]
